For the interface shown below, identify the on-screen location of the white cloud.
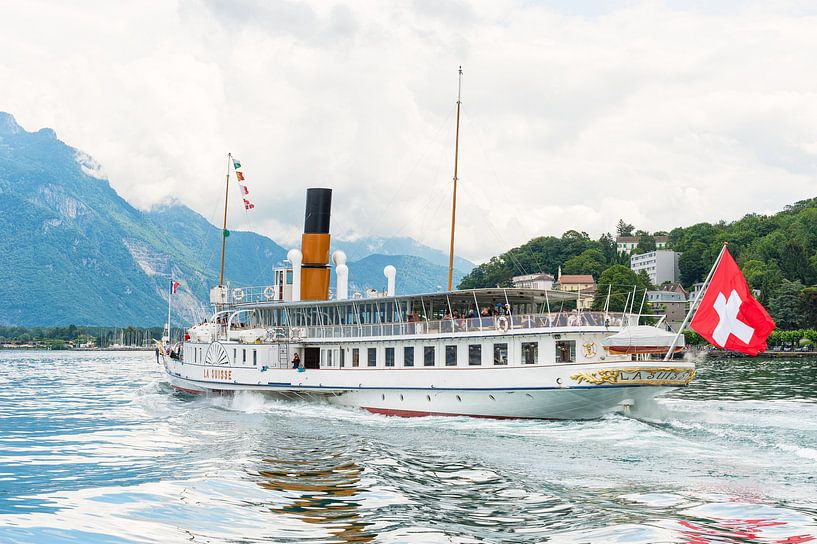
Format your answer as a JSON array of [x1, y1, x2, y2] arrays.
[[2, 0, 817, 262]]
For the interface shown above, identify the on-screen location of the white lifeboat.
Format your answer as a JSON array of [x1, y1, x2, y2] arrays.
[[601, 325, 683, 355]]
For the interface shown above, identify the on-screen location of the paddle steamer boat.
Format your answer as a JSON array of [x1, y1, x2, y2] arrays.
[[160, 70, 695, 418], [160, 186, 695, 419]]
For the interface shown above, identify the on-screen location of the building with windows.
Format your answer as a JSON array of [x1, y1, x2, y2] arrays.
[[646, 289, 687, 331], [616, 235, 668, 255], [630, 250, 680, 286], [554, 273, 596, 309], [511, 273, 554, 290]]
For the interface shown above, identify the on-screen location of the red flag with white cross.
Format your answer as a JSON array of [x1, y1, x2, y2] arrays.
[[690, 247, 775, 355]]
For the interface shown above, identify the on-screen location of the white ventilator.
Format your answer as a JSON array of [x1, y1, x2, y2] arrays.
[[384, 265, 396, 297], [332, 250, 348, 300], [287, 248, 303, 302]]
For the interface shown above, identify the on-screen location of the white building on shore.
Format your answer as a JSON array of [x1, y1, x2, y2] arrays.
[[630, 250, 680, 285], [511, 273, 554, 290]]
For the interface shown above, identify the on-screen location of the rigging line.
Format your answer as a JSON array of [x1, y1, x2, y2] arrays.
[[457, 187, 530, 278], [334, 123, 455, 250], [413, 129, 464, 244], [458, 105, 541, 277], [363, 104, 457, 242], [332, 106, 457, 251]]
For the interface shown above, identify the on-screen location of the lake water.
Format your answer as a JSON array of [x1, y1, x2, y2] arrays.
[[0, 351, 816, 543]]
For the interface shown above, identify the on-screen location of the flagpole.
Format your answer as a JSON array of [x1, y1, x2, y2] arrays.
[[663, 242, 728, 361], [219, 153, 232, 286], [447, 66, 462, 292], [167, 279, 172, 342]]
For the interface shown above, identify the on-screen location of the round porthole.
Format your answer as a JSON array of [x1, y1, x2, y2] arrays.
[[456, 395, 462, 402], [400, 394, 404, 401], [381, 393, 385, 401], [426, 394, 431, 402]]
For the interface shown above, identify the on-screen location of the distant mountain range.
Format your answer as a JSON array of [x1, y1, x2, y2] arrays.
[[0, 112, 473, 327]]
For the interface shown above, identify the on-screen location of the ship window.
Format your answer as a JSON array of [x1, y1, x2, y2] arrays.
[[522, 342, 537, 364], [368, 347, 377, 367], [253, 350, 257, 366], [424, 346, 435, 366], [242, 349, 246, 363], [445, 345, 457, 366], [556, 340, 576, 363], [385, 347, 395, 367], [352, 348, 360, 367], [493, 343, 508, 365], [327, 350, 333, 367], [234, 349, 237, 361], [404, 346, 414, 367], [340, 349, 345, 368], [469, 344, 482, 365]]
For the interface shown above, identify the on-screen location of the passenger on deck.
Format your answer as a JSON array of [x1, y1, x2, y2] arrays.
[[291, 353, 301, 369]]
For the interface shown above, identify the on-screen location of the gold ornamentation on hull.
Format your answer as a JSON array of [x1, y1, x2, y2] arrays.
[[570, 367, 696, 386]]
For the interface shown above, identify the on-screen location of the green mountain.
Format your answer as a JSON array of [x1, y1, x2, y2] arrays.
[[0, 112, 470, 327]]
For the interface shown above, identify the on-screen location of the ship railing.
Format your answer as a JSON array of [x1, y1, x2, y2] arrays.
[[226, 285, 281, 304], [303, 311, 633, 340]]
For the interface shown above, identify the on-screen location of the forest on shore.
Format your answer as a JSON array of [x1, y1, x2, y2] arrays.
[[458, 197, 817, 331]]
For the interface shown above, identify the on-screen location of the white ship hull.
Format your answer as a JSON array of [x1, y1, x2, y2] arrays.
[[163, 355, 693, 420]]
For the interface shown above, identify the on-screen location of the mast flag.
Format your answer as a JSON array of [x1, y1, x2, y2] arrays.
[[231, 156, 254, 210]]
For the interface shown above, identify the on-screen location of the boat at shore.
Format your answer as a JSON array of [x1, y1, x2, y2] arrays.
[[159, 185, 695, 419]]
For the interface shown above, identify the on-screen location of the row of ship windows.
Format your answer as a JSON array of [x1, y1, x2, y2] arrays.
[[323, 340, 577, 367], [190, 341, 579, 367]]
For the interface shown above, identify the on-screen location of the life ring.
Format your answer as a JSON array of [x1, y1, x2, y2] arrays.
[[263, 286, 275, 300], [232, 288, 245, 301], [496, 316, 509, 333]]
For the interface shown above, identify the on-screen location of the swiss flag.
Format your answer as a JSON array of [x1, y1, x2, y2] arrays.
[[690, 247, 775, 355]]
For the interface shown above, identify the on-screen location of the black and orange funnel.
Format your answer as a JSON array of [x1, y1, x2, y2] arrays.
[[300, 188, 332, 300]]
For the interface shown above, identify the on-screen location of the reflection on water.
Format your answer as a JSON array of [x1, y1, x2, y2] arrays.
[[254, 440, 374, 542], [675, 357, 817, 402], [0, 351, 816, 543]]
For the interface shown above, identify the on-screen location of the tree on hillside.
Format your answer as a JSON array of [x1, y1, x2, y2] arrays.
[[637, 269, 655, 291], [741, 259, 783, 306], [591, 265, 651, 312], [768, 279, 805, 330], [457, 233, 605, 289], [801, 287, 817, 329], [563, 249, 607, 279], [598, 232, 621, 264], [678, 241, 711, 286], [633, 233, 656, 255], [779, 239, 814, 285], [616, 220, 634, 237]]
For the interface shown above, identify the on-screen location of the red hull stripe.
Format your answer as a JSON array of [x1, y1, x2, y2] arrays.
[[172, 385, 204, 395], [363, 407, 560, 420]]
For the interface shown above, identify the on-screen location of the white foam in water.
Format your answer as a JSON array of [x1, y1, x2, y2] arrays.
[[775, 442, 817, 461], [222, 391, 276, 413]]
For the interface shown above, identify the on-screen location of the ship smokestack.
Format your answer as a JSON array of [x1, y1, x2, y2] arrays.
[[300, 188, 332, 301]]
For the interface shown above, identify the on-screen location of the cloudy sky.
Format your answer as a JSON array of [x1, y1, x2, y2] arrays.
[[3, 1, 817, 262]]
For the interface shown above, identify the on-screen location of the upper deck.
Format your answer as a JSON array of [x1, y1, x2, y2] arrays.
[[199, 288, 641, 343]]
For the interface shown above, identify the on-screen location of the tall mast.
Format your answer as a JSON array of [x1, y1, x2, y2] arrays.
[[219, 153, 231, 286], [447, 66, 463, 291]]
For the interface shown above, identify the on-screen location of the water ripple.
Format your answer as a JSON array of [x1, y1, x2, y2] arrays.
[[0, 351, 816, 542]]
